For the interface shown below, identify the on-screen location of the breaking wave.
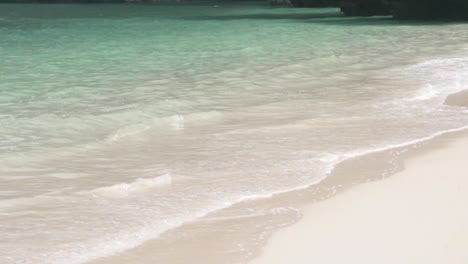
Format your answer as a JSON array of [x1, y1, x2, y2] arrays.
[[88, 174, 172, 198]]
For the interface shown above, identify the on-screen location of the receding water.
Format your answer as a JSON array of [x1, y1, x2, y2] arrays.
[[2, 3, 468, 264]]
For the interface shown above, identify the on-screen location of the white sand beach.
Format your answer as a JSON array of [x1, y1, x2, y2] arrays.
[[251, 134, 468, 264], [5, 5, 468, 263]]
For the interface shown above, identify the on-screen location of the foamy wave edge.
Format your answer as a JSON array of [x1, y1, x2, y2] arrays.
[[42, 117, 468, 264], [85, 174, 172, 198]]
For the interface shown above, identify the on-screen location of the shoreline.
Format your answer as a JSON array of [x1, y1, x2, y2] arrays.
[[88, 98, 468, 264], [249, 89, 468, 264], [4, 5, 468, 263], [88, 126, 468, 264], [250, 130, 468, 264]]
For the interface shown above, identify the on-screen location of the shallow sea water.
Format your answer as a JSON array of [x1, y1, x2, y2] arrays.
[[1, 3, 468, 264]]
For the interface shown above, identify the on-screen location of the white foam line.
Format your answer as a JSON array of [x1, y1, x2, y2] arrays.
[[87, 174, 172, 198], [33, 127, 468, 264], [260, 124, 468, 198], [43, 194, 288, 264], [202, 207, 300, 222]]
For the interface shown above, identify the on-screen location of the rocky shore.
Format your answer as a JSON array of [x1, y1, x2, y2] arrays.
[[391, 0, 468, 19], [288, 0, 468, 20], [338, 0, 391, 16]]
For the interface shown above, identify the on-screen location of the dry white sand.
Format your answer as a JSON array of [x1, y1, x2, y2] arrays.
[[251, 135, 468, 264]]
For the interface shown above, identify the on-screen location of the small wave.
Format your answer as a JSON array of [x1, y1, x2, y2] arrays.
[[23, 123, 468, 264], [89, 174, 172, 198], [106, 111, 223, 142], [377, 56, 468, 107], [408, 57, 468, 98], [409, 57, 468, 69], [105, 123, 152, 142], [407, 84, 440, 102], [243, 123, 468, 199]]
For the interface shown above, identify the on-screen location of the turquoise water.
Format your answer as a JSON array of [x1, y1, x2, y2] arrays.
[[2, 3, 468, 264]]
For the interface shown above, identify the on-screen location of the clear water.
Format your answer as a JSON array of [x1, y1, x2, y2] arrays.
[[1, 3, 468, 264]]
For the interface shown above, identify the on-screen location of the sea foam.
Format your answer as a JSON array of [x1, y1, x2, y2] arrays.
[[89, 174, 172, 198]]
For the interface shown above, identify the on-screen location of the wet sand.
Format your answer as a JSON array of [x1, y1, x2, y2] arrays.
[[89, 131, 468, 264], [445, 89, 468, 107], [88, 90, 468, 264], [250, 132, 468, 264]]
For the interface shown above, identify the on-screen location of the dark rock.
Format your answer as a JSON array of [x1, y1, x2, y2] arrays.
[[339, 0, 468, 19], [270, 0, 292, 6], [339, 0, 391, 16], [390, 0, 468, 20], [289, 0, 338, 7]]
